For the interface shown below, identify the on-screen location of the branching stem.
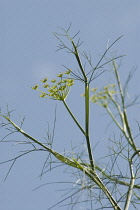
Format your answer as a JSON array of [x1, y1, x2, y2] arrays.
[[113, 60, 137, 151]]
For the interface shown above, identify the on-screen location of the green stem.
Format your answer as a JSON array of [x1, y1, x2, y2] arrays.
[[85, 168, 122, 210], [71, 40, 87, 80], [108, 92, 126, 131], [71, 39, 95, 170], [113, 60, 137, 151], [85, 82, 95, 170], [1, 115, 83, 169], [81, 162, 140, 189], [3, 114, 121, 209], [63, 100, 86, 135], [106, 107, 124, 133], [124, 153, 137, 210], [106, 107, 136, 150]]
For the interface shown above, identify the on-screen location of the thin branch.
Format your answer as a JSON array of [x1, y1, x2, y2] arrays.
[[62, 100, 85, 135]]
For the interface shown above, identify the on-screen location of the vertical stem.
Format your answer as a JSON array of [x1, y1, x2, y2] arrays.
[[124, 152, 137, 210], [85, 82, 95, 170], [124, 162, 135, 210], [71, 38, 95, 170]]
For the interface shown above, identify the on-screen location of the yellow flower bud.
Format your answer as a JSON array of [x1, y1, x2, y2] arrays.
[[32, 85, 39, 90], [41, 77, 48, 83]]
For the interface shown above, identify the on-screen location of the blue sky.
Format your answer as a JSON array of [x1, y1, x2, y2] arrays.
[[0, 1, 140, 210]]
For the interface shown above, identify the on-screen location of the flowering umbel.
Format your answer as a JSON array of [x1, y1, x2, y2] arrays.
[[32, 70, 74, 101], [90, 84, 116, 107]]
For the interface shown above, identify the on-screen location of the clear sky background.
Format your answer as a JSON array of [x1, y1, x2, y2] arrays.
[[0, 1, 140, 210]]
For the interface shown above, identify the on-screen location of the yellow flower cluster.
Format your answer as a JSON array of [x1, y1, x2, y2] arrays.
[[90, 84, 116, 108], [32, 70, 74, 101]]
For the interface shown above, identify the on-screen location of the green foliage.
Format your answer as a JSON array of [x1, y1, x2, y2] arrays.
[[1, 26, 140, 210]]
